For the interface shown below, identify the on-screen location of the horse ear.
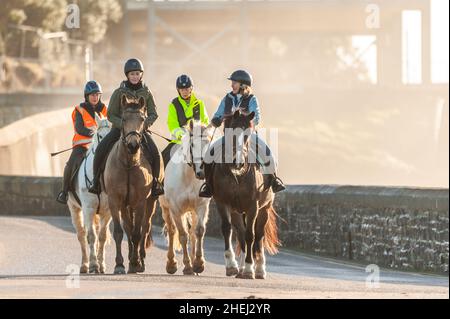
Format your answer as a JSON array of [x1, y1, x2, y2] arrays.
[[233, 110, 240, 120], [95, 112, 101, 126], [247, 111, 255, 122], [189, 119, 194, 131], [121, 94, 128, 108], [138, 96, 146, 109]]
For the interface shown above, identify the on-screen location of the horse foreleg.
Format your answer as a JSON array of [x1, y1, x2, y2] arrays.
[[172, 210, 193, 275], [189, 212, 198, 266], [162, 205, 178, 274], [231, 212, 247, 278], [69, 205, 89, 274], [97, 211, 111, 274], [110, 200, 125, 275], [128, 203, 145, 274], [254, 207, 269, 280], [242, 205, 258, 280], [192, 204, 209, 274], [83, 203, 100, 274], [120, 206, 138, 274], [217, 203, 239, 276], [138, 196, 157, 272]]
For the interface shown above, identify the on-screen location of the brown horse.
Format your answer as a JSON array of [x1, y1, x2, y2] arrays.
[[103, 94, 161, 274], [211, 110, 280, 279]]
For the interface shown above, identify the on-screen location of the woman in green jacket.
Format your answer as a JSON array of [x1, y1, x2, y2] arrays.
[[89, 58, 164, 196]]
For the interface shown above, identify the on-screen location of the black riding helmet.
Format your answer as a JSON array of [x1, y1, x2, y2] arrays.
[[124, 58, 144, 75], [176, 74, 193, 89], [84, 80, 102, 101], [228, 70, 252, 86]]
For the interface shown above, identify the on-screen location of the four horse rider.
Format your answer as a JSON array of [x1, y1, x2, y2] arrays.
[[198, 69, 285, 198], [88, 58, 164, 197], [57, 60, 285, 204], [56, 81, 107, 204]]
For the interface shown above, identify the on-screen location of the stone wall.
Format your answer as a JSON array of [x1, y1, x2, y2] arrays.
[[0, 176, 448, 274]]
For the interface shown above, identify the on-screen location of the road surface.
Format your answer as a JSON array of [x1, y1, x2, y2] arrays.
[[0, 216, 448, 298]]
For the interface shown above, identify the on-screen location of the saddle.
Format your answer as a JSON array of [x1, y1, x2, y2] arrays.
[[161, 143, 180, 168], [68, 154, 86, 193], [67, 152, 87, 206], [141, 133, 157, 166]]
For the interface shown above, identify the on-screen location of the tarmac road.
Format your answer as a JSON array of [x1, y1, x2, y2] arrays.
[[0, 216, 447, 299]]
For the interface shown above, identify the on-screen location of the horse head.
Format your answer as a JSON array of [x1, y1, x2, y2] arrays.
[[120, 94, 146, 155], [226, 110, 255, 167], [93, 113, 111, 147], [181, 119, 215, 180]]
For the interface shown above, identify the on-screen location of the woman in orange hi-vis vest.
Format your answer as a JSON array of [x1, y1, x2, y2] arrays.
[[56, 81, 107, 204]]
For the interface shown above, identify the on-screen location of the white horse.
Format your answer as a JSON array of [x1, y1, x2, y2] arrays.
[[68, 114, 112, 274], [159, 120, 216, 275]]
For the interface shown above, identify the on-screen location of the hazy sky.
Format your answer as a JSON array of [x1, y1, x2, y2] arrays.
[[431, 0, 449, 83]]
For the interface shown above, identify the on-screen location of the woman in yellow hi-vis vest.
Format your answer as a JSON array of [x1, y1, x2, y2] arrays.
[[56, 81, 107, 204], [161, 75, 210, 166]]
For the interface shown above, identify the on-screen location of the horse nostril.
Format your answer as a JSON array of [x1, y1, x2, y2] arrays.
[[128, 144, 138, 154], [196, 171, 205, 179]]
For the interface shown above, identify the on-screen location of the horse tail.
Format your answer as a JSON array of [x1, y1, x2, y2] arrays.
[[264, 204, 281, 255], [234, 206, 280, 256]]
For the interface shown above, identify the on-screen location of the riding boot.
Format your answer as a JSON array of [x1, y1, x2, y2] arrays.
[[88, 171, 102, 195], [88, 152, 103, 195], [57, 146, 84, 204], [199, 163, 214, 198], [56, 163, 71, 204], [88, 128, 120, 194]]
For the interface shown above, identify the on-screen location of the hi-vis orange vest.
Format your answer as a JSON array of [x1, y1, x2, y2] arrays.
[[71, 104, 107, 148]]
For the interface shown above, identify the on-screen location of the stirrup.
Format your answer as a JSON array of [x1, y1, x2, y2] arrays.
[[151, 181, 164, 197], [199, 183, 213, 198], [271, 176, 286, 193], [56, 191, 68, 204], [88, 183, 101, 195]]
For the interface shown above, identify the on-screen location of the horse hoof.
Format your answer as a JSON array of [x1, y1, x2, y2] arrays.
[[226, 267, 239, 277], [99, 265, 106, 274], [255, 273, 266, 280], [193, 263, 205, 274], [89, 265, 100, 274], [241, 272, 255, 280], [183, 267, 195, 276], [114, 265, 126, 275], [235, 272, 243, 279], [166, 262, 178, 275], [80, 265, 88, 274], [136, 263, 145, 273], [127, 265, 138, 274]]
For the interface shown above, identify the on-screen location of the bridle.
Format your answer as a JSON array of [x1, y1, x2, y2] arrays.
[[120, 110, 145, 155], [185, 125, 211, 177]]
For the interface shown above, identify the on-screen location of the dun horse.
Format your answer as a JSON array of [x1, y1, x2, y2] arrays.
[[103, 95, 161, 274], [211, 110, 280, 279]]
